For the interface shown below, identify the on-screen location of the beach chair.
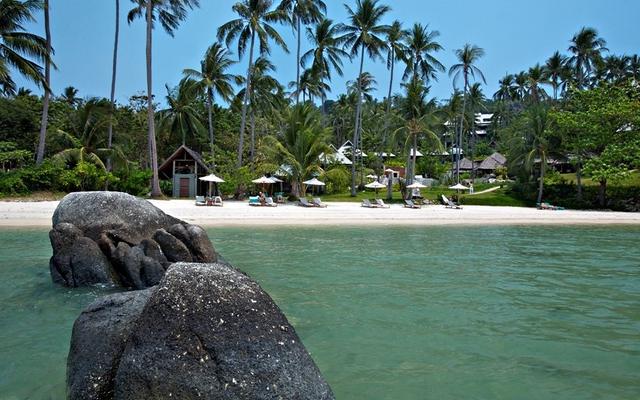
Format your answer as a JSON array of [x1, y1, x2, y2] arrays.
[[195, 196, 206, 206], [361, 199, 377, 208], [441, 194, 462, 209], [265, 197, 278, 207], [312, 197, 328, 208], [404, 199, 421, 209], [248, 196, 260, 206], [212, 196, 223, 207], [375, 199, 390, 208], [538, 202, 565, 210], [298, 198, 314, 207]]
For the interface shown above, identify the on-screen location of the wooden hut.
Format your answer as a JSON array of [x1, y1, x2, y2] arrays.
[[158, 145, 210, 198]]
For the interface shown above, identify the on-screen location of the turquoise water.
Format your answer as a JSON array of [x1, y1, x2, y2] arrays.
[[0, 226, 639, 399]]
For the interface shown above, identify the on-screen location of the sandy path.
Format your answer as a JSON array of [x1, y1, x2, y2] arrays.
[[0, 199, 639, 228]]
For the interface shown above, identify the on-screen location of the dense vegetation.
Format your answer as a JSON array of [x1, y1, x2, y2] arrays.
[[0, 0, 639, 210]]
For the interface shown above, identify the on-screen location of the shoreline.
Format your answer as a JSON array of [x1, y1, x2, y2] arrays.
[[0, 199, 639, 228]]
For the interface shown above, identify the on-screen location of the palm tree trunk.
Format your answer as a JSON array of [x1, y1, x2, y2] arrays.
[[249, 108, 256, 166], [237, 31, 255, 168], [207, 88, 214, 169], [381, 48, 394, 167], [146, 1, 161, 197], [107, 0, 119, 173], [456, 75, 468, 183], [35, 0, 51, 165], [411, 132, 418, 185], [536, 156, 545, 205], [350, 43, 365, 197], [295, 17, 301, 104]]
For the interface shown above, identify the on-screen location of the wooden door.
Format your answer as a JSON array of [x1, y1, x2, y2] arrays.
[[179, 177, 190, 197]]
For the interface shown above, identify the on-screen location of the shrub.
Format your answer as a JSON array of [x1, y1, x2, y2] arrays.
[[323, 166, 350, 194], [0, 172, 28, 195]]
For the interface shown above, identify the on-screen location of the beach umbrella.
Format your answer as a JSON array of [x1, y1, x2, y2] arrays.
[[199, 173, 225, 197], [406, 182, 427, 189], [252, 175, 275, 192], [303, 177, 325, 195], [448, 183, 469, 190], [366, 174, 378, 179], [365, 181, 386, 198]]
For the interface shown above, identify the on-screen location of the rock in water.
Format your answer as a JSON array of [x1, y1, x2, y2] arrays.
[[49, 192, 217, 288], [68, 263, 335, 400]]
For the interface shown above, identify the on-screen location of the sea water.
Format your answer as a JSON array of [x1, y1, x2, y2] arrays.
[[0, 226, 639, 399]]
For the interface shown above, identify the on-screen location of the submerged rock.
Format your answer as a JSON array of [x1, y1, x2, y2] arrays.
[[68, 263, 335, 400], [49, 191, 217, 288]]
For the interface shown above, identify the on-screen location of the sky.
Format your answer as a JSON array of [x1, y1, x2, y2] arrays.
[[14, 0, 640, 107]]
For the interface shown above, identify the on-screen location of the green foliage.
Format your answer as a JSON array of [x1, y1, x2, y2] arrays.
[[322, 165, 350, 194], [111, 164, 153, 196]]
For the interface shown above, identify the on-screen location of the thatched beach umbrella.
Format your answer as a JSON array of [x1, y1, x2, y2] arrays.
[[199, 173, 225, 197], [303, 177, 325, 195], [365, 181, 386, 198], [252, 175, 276, 192]]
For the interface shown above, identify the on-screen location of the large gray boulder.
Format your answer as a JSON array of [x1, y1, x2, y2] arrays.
[[68, 263, 334, 400], [49, 192, 217, 288]]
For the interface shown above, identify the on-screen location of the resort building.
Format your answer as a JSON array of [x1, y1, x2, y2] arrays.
[[158, 145, 210, 198]]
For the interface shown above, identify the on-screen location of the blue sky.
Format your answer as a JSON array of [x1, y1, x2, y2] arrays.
[[15, 0, 640, 106]]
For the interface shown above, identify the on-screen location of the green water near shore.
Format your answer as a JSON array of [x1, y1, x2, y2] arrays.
[[0, 226, 639, 399]]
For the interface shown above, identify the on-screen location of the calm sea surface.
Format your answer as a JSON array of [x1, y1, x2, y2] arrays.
[[0, 225, 639, 399]]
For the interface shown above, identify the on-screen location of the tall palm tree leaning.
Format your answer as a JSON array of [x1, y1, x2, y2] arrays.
[[106, 0, 119, 172], [35, 0, 52, 165], [217, 0, 289, 169], [277, 0, 326, 104], [568, 27, 608, 90], [128, 0, 199, 197], [184, 42, 236, 169], [448, 43, 485, 183], [337, 0, 390, 196], [0, 0, 49, 96], [301, 17, 349, 115]]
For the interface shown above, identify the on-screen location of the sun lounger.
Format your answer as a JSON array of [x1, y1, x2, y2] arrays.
[[375, 199, 390, 208], [312, 197, 328, 208], [537, 202, 565, 210], [212, 196, 223, 206], [248, 196, 260, 206], [441, 194, 462, 209], [298, 198, 314, 207], [195, 196, 206, 206], [265, 197, 277, 207], [404, 199, 421, 209], [361, 199, 377, 208]]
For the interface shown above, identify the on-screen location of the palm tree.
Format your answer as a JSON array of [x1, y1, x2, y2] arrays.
[[157, 78, 205, 146], [261, 104, 330, 197], [217, 0, 289, 169], [568, 27, 608, 89], [381, 20, 405, 155], [277, 0, 326, 104], [337, 0, 390, 196], [628, 54, 640, 81], [544, 51, 566, 100], [301, 17, 349, 113], [0, 0, 49, 96], [466, 82, 485, 181], [290, 66, 327, 102], [128, 0, 200, 197], [493, 73, 515, 101], [402, 22, 444, 82], [60, 86, 80, 107], [527, 64, 548, 102], [183, 42, 237, 167], [35, 0, 52, 165], [514, 71, 528, 101], [107, 0, 119, 172], [394, 77, 442, 186], [448, 43, 485, 183]]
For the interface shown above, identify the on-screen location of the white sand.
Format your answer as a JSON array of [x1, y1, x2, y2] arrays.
[[0, 199, 639, 228]]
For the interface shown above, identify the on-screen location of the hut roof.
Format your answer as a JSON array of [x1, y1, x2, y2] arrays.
[[452, 157, 475, 170], [158, 145, 209, 178], [478, 152, 507, 170]]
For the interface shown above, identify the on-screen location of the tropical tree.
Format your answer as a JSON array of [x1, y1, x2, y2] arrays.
[[336, 0, 390, 195], [217, 0, 289, 168], [277, 0, 326, 104], [183, 42, 237, 166], [107, 0, 119, 172], [381, 20, 405, 154], [301, 17, 349, 113], [527, 63, 548, 102], [568, 27, 608, 89], [448, 43, 485, 183], [128, 0, 200, 197], [157, 78, 205, 146], [466, 82, 485, 180], [544, 51, 566, 100], [35, 0, 52, 165], [628, 55, 640, 81], [514, 71, 528, 101], [402, 22, 444, 82], [493, 73, 515, 101], [60, 86, 80, 107], [261, 103, 330, 197]]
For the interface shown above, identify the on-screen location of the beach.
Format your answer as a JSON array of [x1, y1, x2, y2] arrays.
[[1, 199, 639, 227]]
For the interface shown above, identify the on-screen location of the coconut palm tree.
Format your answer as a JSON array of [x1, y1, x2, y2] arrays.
[[183, 42, 237, 166], [217, 0, 289, 169], [0, 0, 49, 96], [157, 78, 205, 146], [544, 51, 566, 100], [60, 86, 80, 107], [261, 103, 330, 197], [337, 0, 390, 196], [448, 43, 485, 183], [394, 77, 442, 186], [107, 0, 119, 172], [527, 64, 548, 102], [568, 27, 608, 89], [301, 17, 349, 113], [466, 82, 485, 181], [380, 20, 405, 154], [402, 22, 444, 82], [514, 71, 528, 101], [493, 73, 515, 101], [628, 54, 640, 81], [277, 0, 326, 104], [128, 0, 200, 197], [35, 0, 52, 165]]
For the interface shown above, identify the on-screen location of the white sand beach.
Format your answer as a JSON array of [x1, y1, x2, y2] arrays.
[[0, 199, 639, 227]]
